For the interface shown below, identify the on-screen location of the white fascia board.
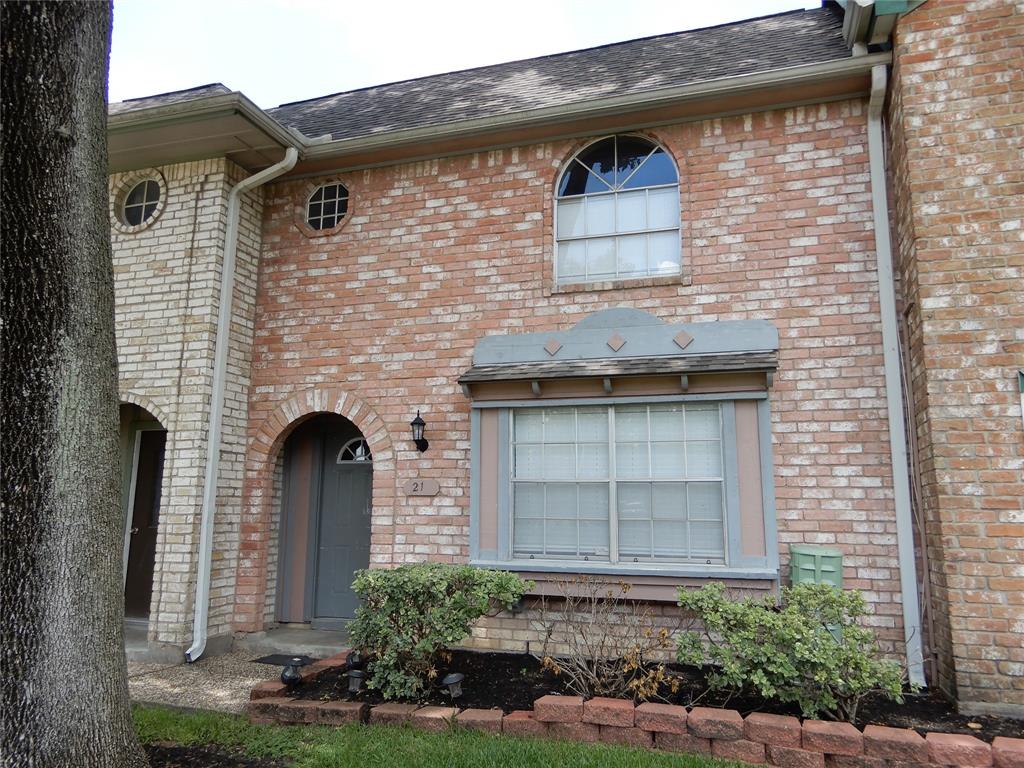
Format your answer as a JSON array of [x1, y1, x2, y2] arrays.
[[108, 92, 306, 152]]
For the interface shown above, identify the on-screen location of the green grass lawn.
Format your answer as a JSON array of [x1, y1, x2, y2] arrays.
[[134, 705, 737, 768]]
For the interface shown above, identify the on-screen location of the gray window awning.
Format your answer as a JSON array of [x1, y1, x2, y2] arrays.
[[459, 351, 777, 384], [459, 308, 780, 388]]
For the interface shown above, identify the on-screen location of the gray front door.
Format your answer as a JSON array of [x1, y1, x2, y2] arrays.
[[311, 435, 372, 628]]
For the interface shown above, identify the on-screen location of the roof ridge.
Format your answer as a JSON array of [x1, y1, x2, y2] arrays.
[[271, 6, 817, 111]]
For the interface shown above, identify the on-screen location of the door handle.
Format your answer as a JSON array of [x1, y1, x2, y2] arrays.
[[130, 527, 140, 535]]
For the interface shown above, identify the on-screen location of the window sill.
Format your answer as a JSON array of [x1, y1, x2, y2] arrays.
[[470, 557, 777, 581], [549, 271, 691, 295]]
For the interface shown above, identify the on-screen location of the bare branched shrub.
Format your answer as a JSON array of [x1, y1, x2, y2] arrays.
[[529, 576, 682, 701]]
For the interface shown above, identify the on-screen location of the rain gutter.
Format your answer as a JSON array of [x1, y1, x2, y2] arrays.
[[184, 146, 299, 663], [866, 63, 925, 687], [302, 53, 891, 161]]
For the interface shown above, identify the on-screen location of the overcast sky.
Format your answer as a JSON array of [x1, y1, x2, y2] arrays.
[[110, 0, 818, 109]]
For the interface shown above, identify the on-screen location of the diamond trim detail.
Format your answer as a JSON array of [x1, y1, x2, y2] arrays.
[[543, 338, 562, 356], [673, 330, 694, 349], [607, 333, 626, 352]]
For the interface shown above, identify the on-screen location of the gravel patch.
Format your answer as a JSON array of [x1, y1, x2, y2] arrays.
[[129, 651, 277, 714]]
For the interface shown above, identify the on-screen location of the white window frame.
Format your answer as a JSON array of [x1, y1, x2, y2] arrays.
[[554, 135, 681, 285], [509, 403, 727, 567]]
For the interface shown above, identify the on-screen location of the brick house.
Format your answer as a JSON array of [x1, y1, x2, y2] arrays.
[[108, 0, 1023, 716]]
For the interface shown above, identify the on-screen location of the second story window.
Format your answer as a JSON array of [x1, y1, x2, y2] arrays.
[[555, 135, 680, 285], [123, 179, 161, 226], [307, 183, 349, 230]]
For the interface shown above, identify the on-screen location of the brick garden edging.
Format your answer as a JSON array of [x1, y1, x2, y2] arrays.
[[248, 659, 1024, 767]]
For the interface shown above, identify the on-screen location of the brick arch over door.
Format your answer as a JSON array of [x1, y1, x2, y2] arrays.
[[234, 387, 397, 632], [119, 389, 172, 430]]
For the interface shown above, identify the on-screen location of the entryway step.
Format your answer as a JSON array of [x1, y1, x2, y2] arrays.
[[236, 626, 350, 660]]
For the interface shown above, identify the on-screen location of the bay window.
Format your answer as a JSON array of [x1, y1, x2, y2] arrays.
[[462, 308, 780, 582]]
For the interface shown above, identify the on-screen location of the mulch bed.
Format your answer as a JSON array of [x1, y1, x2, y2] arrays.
[[289, 648, 1023, 743], [145, 743, 287, 768]]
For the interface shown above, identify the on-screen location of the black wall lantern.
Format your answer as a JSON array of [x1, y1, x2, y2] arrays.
[[410, 411, 429, 452]]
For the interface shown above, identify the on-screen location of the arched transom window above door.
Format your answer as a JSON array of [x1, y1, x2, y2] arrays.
[[337, 438, 372, 463], [555, 135, 680, 286]]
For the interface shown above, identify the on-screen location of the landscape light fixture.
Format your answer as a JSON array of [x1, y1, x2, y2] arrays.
[[347, 669, 366, 694], [281, 656, 305, 687], [410, 411, 429, 452], [441, 672, 464, 698]]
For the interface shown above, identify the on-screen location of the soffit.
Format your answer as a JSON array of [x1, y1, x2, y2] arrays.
[[108, 91, 296, 173]]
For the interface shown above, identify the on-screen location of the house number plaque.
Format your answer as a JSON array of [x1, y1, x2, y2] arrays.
[[403, 478, 439, 497]]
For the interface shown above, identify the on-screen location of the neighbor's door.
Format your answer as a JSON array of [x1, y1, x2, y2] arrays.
[[311, 435, 372, 628], [124, 429, 166, 618]]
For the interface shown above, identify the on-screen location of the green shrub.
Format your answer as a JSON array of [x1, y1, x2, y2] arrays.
[[676, 582, 905, 722], [348, 563, 531, 700]]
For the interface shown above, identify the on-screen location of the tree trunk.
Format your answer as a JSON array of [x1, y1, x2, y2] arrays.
[[1, 2, 147, 766]]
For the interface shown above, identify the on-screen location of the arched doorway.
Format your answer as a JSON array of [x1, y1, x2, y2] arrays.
[[276, 414, 372, 629], [119, 403, 167, 621]]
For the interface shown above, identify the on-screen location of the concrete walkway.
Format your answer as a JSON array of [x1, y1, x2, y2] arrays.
[[128, 650, 280, 714], [127, 627, 349, 713]]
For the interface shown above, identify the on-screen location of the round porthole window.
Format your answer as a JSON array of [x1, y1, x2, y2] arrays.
[[307, 183, 349, 230], [122, 179, 161, 226]]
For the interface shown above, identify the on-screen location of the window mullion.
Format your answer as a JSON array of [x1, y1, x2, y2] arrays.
[[647, 405, 654, 561], [613, 192, 620, 281], [541, 482, 548, 556], [682, 406, 691, 561], [582, 196, 590, 282], [577, 158, 614, 193], [618, 146, 659, 189], [574, 409, 580, 558], [608, 406, 618, 564], [613, 136, 618, 189]]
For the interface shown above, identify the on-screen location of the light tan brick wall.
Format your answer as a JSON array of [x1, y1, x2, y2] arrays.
[[237, 99, 914, 662], [111, 158, 263, 647], [888, 0, 1024, 711]]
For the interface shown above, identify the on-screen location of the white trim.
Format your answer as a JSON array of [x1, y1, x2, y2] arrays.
[[122, 425, 164, 589], [122, 429, 144, 587]]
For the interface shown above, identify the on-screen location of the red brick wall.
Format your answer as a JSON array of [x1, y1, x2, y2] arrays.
[[235, 99, 911, 657], [888, 0, 1024, 712]]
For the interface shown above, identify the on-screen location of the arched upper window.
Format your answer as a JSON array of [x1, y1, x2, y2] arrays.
[[555, 136, 680, 285]]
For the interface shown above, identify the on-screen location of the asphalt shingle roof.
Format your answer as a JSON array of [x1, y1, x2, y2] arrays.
[[108, 83, 232, 116], [269, 6, 848, 142]]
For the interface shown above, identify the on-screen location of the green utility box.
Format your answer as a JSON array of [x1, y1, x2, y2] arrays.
[[789, 544, 843, 589]]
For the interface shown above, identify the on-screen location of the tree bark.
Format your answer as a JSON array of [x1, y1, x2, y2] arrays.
[[1, 2, 147, 766]]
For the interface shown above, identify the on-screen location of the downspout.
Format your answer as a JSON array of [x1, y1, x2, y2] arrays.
[[866, 64, 925, 687], [185, 146, 299, 663]]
